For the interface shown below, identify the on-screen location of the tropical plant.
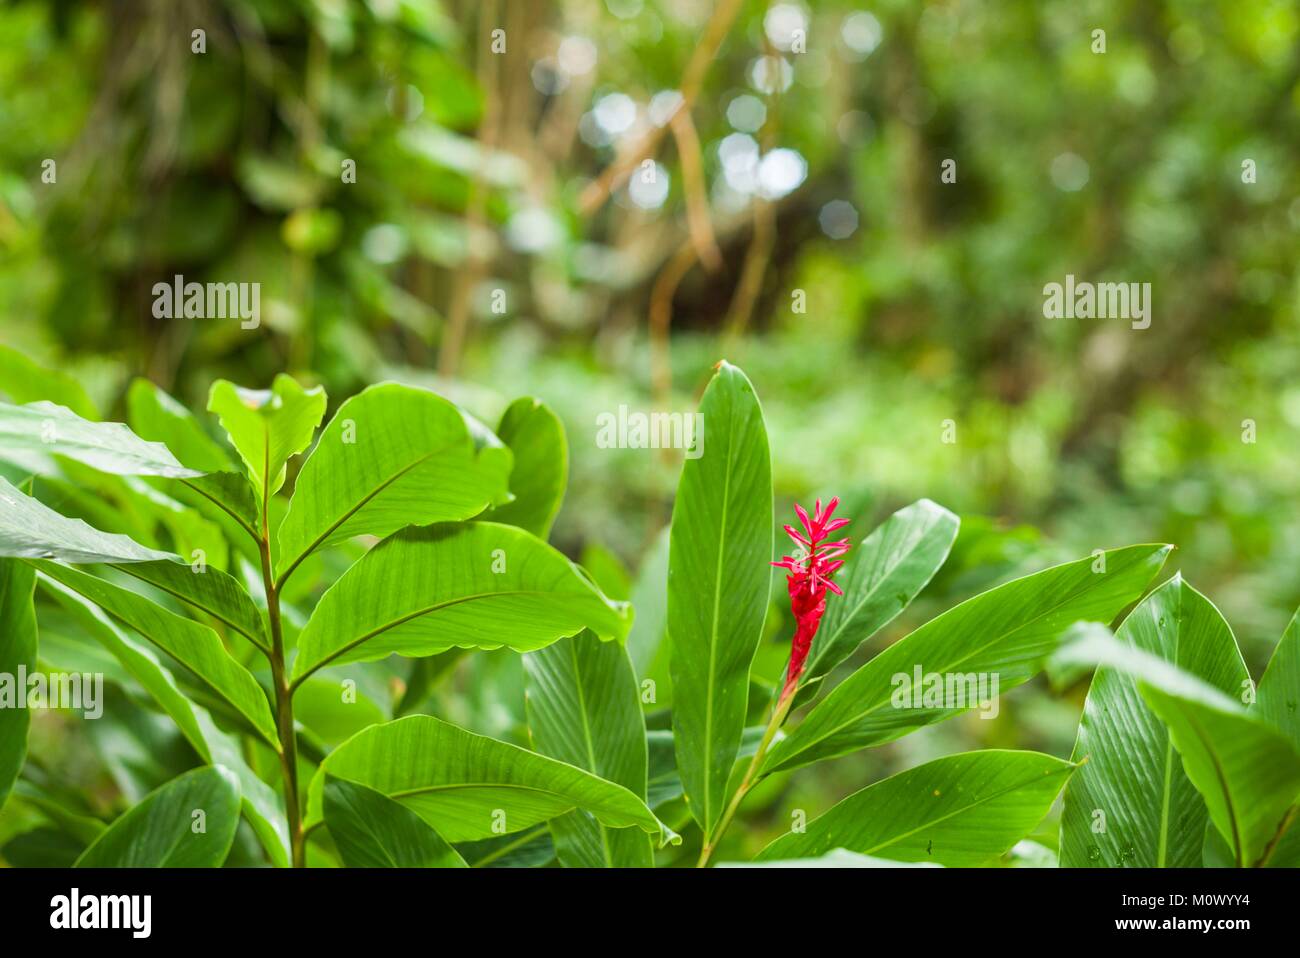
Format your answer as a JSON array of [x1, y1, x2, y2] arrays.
[[0, 358, 1295, 867]]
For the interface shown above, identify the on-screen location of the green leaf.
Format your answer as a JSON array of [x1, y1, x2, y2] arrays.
[[1254, 609, 1300, 866], [626, 527, 670, 688], [207, 375, 326, 499], [1257, 607, 1300, 748], [0, 558, 37, 810], [9, 777, 106, 846], [763, 544, 1171, 774], [455, 827, 556, 868], [755, 750, 1075, 866], [323, 777, 468, 867], [1142, 687, 1300, 867], [2, 462, 261, 638], [1052, 625, 1300, 867], [668, 361, 772, 838], [113, 559, 269, 651], [38, 577, 289, 866], [524, 631, 654, 867], [483, 397, 566, 539], [290, 522, 632, 683], [74, 766, 241, 867], [0, 347, 98, 420], [0, 400, 200, 478], [33, 562, 279, 748], [803, 498, 959, 685], [276, 383, 510, 584], [177, 472, 262, 540], [646, 726, 766, 810], [1059, 577, 1249, 867], [126, 379, 233, 473], [304, 715, 679, 846], [0, 476, 175, 563]]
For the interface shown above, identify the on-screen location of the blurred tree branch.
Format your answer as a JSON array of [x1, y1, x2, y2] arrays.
[[578, 0, 744, 216]]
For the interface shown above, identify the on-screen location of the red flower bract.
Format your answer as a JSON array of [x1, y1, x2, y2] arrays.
[[771, 497, 850, 698]]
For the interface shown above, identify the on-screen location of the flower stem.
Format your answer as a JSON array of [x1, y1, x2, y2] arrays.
[[695, 683, 797, 868]]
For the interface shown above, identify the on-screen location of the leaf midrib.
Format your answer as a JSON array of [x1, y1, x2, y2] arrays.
[[277, 440, 468, 586], [568, 638, 614, 867], [1155, 587, 1183, 868], [858, 764, 1069, 858], [701, 403, 736, 837], [295, 589, 584, 684], [33, 566, 280, 749], [113, 562, 267, 650], [769, 760, 1069, 861], [1172, 698, 1244, 866]]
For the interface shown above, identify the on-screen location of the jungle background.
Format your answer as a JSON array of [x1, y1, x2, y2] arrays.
[[1, 0, 1298, 864]]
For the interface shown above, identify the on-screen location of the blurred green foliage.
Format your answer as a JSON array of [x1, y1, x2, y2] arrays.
[[2, 0, 1299, 863]]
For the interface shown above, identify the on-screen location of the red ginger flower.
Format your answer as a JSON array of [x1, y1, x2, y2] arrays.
[[772, 497, 850, 698]]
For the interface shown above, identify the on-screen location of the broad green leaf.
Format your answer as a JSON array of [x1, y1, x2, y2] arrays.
[[0, 346, 98, 419], [177, 471, 262, 540], [74, 766, 241, 867], [39, 578, 289, 866], [1257, 608, 1300, 748], [0, 400, 199, 478], [524, 631, 654, 867], [37, 609, 140, 691], [803, 499, 959, 685], [323, 778, 467, 868], [3, 461, 234, 581], [668, 361, 772, 838], [0, 476, 174, 563], [1053, 626, 1300, 867], [126, 378, 233, 473], [3, 466, 264, 640], [276, 383, 511, 584], [291, 522, 632, 682], [756, 750, 1074, 866], [483, 397, 566, 539], [626, 527, 670, 687], [207, 375, 326, 499], [1254, 609, 1300, 865], [763, 544, 1171, 774], [304, 715, 679, 846], [646, 726, 766, 810], [1252, 816, 1300, 868], [0, 559, 37, 810], [116, 475, 230, 570], [33, 562, 278, 748], [9, 777, 106, 847], [456, 827, 557, 868], [1060, 577, 1248, 867], [1142, 686, 1300, 867]]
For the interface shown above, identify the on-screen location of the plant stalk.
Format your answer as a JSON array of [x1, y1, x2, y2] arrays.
[[259, 534, 305, 868], [696, 682, 797, 868]]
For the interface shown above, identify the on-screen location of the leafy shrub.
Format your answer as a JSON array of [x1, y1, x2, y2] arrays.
[[0, 360, 1296, 867]]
